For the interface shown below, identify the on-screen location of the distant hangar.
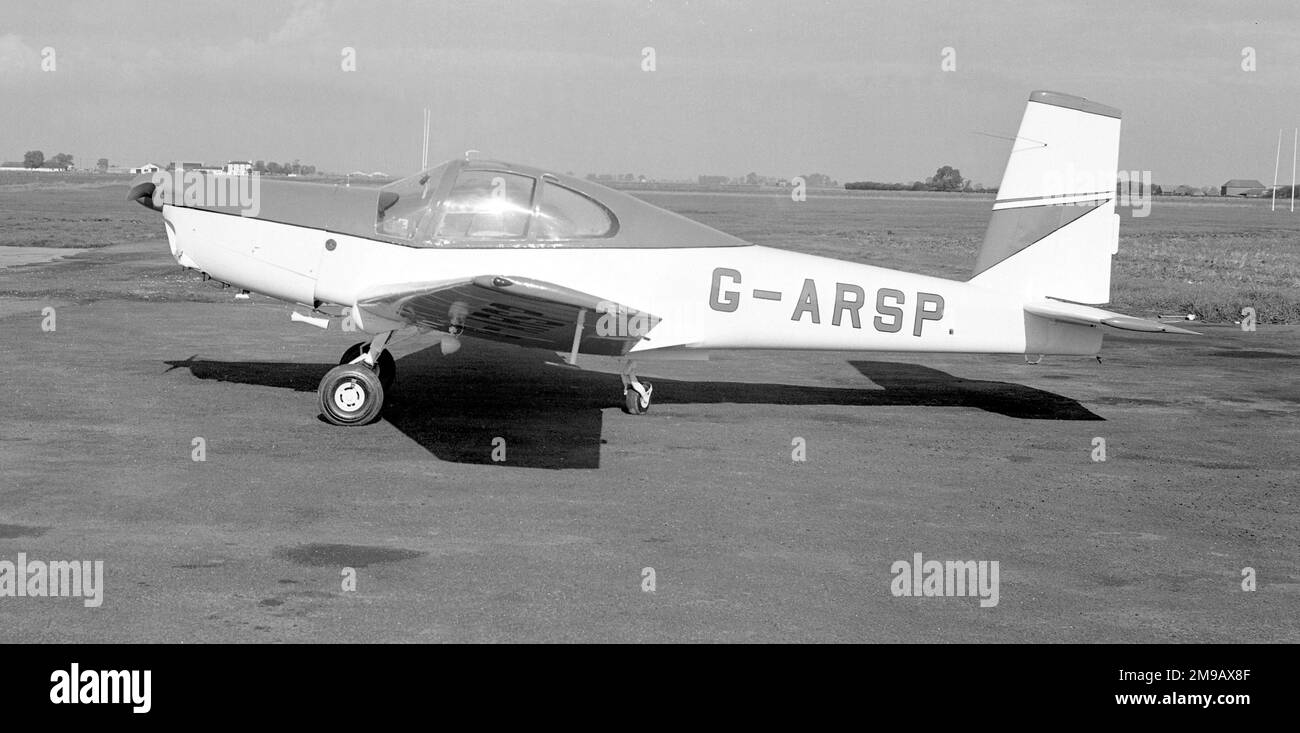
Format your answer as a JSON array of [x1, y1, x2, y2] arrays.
[[1221, 179, 1267, 197]]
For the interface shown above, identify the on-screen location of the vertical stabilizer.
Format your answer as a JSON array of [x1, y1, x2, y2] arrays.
[[970, 91, 1122, 305]]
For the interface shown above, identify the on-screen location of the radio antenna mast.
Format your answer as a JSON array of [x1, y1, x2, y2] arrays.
[[421, 107, 431, 170]]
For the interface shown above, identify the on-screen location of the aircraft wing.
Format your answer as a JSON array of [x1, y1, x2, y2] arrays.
[[1024, 300, 1200, 335], [354, 275, 661, 356]]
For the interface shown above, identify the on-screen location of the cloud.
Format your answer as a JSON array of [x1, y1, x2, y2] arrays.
[[0, 34, 41, 74], [268, 0, 334, 46]]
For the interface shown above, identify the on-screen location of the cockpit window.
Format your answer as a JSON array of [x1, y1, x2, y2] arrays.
[[534, 181, 617, 239], [377, 162, 451, 241], [431, 170, 535, 240], [374, 161, 657, 248]]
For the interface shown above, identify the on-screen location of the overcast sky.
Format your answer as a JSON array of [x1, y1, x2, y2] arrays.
[[2, 0, 1298, 186]]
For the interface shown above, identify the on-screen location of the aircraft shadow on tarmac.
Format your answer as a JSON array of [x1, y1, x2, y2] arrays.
[[165, 346, 1101, 470]]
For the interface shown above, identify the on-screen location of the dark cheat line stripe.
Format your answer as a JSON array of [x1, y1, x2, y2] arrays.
[[993, 191, 1113, 206]]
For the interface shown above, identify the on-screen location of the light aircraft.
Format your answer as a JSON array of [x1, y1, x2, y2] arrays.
[[129, 90, 1195, 426]]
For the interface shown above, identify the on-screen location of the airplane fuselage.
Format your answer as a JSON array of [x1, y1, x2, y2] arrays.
[[162, 204, 1101, 357], [137, 92, 1194, 426]]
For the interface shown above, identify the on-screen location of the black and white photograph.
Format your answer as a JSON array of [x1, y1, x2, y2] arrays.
[[0, 0, 1294, 711]]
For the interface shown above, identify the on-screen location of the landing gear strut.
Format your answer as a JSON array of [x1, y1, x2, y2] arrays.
[[339, 340, 396, 390], [620, 360, 652, 415], [318, 331, 395, 426]]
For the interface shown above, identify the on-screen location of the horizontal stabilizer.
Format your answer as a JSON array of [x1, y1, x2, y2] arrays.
[[1024, 300, 1199, 335]]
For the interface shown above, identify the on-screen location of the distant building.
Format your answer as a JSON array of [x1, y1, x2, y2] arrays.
[[224, 161, 252, 176], [129, 163, 161, 174], [168, 161, 205, 172], [1221, 179, 1265, 197]]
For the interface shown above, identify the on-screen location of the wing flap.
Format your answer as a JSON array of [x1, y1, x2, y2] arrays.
[[355, 275, 661, 355]]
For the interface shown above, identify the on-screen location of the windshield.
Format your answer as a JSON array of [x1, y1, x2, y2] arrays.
[[432, 170, 536, 239], [375, 161, 621, 247], [376, 162, 453, 241]]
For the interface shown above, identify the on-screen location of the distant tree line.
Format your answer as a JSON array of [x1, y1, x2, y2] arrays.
[[586, 173, 647, 183], [253, 160, 317, 176], [845, 180, 931, 192], [6, 151, 321, 174], [846, 166, 990, 193], [800, 172, 838, 188], [6, 150, 74, 169]]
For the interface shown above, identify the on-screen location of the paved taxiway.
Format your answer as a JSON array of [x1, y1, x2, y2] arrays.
[[0, 240, 1296, 642]]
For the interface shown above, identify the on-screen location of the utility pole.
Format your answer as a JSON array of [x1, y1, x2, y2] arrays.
[[1272, 129, 1281, 211], [1292, 127, 1297, 213]]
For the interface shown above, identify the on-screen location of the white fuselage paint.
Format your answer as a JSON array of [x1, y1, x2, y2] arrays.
[[163, 205, 1101, 356]]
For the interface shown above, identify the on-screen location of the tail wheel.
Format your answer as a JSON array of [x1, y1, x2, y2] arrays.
[[622, 380, 652, 415], [318, 364, 385, 426], [340, 342, 396, 391]]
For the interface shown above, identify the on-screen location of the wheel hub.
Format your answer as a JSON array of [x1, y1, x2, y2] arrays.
[[333, 380, 366, 412]]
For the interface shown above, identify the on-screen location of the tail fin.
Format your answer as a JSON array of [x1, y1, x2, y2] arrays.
[[970, 91, 1121, 305]]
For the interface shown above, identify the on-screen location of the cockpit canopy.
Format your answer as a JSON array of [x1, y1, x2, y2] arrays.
[[374, 159, 746, 249]]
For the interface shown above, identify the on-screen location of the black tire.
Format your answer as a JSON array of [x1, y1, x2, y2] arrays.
[[318, 363, 385, 426], [340, 342, 396, 391], [622, 380, 652, 415]]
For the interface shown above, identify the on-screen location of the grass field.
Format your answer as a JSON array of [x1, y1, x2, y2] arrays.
[[640, 190, 1300, 324], [0, 173, 156, 249], [2, 174, 1297, 323]]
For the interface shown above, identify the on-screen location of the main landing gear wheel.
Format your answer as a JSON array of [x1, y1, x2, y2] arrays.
[[620, 360, 652, 415], [623, 380, 653, 414], [318, 364, 384, 426], [340, 341, 396, 390]]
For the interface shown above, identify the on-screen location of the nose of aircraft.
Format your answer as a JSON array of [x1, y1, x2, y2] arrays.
[[127, 170, 389, 242], [126, 174, 162, 211], [126, 167, 390, 236]]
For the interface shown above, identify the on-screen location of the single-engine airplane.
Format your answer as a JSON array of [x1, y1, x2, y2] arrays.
[[129, 90, 1195, 426]]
